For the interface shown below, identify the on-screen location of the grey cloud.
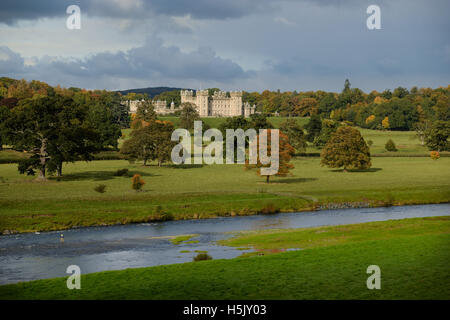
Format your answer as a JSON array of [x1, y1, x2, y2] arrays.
[[0, 37, 249, 89], [0, 46, 25, 73], [0, 0, 280, 24]]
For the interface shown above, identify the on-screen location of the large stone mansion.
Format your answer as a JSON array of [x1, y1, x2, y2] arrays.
[[127, 90, 256, 117], [180, 90, 256, 117]]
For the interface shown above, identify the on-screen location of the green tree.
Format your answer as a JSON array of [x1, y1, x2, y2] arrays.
[[219, 116, 249, 133], [120, 126, 155, 166], [318, 93, 337, 115], [279, 119, 307, 152], [147, 120, 176, 166], [136, 100, 157, 122], [385, 139, 397, 152], [1, 95, 101, 179], [425, 120, 450, 151], [87, 102, 122, 149], [179, 103, 200, 130], [121, 120, 176, 166], [249, 113, 273, 131], [304, 114, 322, 142], [321, 126, 371, 171], [313, 119, 340, 148]]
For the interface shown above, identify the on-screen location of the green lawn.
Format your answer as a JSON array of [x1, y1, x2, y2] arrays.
[[0, 157, 449, 233], [2, 117, 440, 163], [1, 216, 448, 299]]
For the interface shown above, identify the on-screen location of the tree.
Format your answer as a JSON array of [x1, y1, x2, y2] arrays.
[[97, 91, 130, 128], [385, 139, 397, 152], [318, 93, 337, 115], [425, 120, 450, 151], [294, 97, 318, 116], [121, 120, 175, 166], [304, 114, 322, 142], [146, 120, 176, 166], [87, 102, 122, 150], [321, 126, 371, 171], [279, 119, 307, 152], [179, 103, 200, 130], [219, 116, 249, 133], [414, 121, 431, 146], [248, 113, 273, 131], [245, 130, 294, 183], [313, 119, 340, 148], [131, 174, 145, 191], [1, 95, 101, 179], [120, 126, 155, 166], [381, 116, 390, 129], [136, 100, 157, 122]]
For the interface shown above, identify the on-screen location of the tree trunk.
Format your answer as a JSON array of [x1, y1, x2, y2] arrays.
[[266, 175, 270, 183], [57, 162, 63, 177], [37, 138, 48, 181]]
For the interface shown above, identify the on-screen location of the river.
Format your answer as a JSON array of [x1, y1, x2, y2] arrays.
[[0, 203, 449, 284]]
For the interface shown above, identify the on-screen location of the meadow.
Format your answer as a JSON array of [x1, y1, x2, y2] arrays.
[[0, 156, 449, 233], [1, 117, 441, 164], [1, 216, 449, 299]]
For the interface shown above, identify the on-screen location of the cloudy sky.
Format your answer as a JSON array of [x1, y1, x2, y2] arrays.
[[0, 0, 449, 92]]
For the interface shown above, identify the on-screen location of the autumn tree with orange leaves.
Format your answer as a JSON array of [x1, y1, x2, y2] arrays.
[[245, 129, 295, 183]]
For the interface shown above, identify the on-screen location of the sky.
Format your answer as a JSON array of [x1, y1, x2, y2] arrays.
[[0, 0, 449, 92]]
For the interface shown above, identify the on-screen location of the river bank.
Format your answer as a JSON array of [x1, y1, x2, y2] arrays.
[[1, 214, 449, 299]]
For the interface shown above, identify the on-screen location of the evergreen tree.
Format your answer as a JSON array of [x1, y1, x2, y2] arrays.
[[304, 114, 322, 142], [385, 139, 397, 152]]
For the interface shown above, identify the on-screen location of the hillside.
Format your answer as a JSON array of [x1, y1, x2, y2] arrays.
[[117, 87, 189, 98]]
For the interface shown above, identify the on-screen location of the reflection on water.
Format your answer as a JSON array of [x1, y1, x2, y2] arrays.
[[0, 203, 449, 284]]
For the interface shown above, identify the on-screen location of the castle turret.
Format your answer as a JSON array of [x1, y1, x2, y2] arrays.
[[196, 90, 209, 117]]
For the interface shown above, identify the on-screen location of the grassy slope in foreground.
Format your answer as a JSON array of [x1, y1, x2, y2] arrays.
[[1, 216, 449, 300], [0, 157, 449, 233]]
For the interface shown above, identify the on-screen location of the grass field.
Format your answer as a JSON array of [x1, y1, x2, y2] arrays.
[[1, 216, 448, 299], [3, 116, 436, 163], [0, 156, 449, 233]]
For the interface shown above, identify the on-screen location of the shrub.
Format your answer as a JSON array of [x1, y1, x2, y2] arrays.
[[385, 139, 397, 152], [430, 151, 440, 160], [193, 253, 212, 262], [131, 174, 145, 191], [259, 203, 280, 214], [114, 168, 129, 177], [367, 139, 373, 147], [94, 184, 107, 193], [154, 206, 174, 221]]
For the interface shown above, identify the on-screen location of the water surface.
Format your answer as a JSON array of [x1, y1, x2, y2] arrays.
[[0, 203, 448, 284]]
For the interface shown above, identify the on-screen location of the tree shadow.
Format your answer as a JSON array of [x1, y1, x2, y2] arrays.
[[275, 177, 318, 184], [52, 170, 158, 182], [166, 164, 204, 169], [330, 168, 382, 173]]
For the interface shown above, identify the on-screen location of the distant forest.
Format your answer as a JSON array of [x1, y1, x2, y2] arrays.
[[117, 87, 187, 98], [1, 77, 449, 132]]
